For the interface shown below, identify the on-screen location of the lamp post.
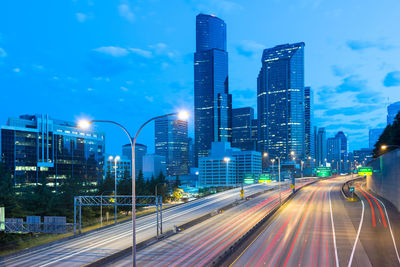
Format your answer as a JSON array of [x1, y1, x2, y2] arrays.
[[290, 151, 295, 194], [223, 157, 231, 187], [109, 155, 120, 224], [262, 152, 268, 173], [271, 158, 275, 180], [155, 182, 166, 236], [100, 190, 112, 227], [301, 160, 304, 178], [277, 157, 282, 206], [78, 110, 189, 267]]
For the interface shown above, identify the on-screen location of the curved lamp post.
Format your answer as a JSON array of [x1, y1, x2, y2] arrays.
[[78, 110, 189, 267]]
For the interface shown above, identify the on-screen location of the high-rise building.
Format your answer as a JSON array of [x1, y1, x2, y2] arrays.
[[353, 148, 373, 166], [368, 128, 384, 149], [188, 137, 194, 169], [257, 43, 305, 162], [315, 127, 327, 166], [155, 117, 189, 176], [327, 137, 341, 172], [194, 14, 232, 167], [122, 143, 147, 176], [232, 107, 257, 151], [251, 119, 258, 151], [304, 86, 314, 159], [142, 154, 166, 180], [335, 131, 348, 171], [0, 114, 105, 187], [105, 156, 131, 181], [387, 101, 400, 125]]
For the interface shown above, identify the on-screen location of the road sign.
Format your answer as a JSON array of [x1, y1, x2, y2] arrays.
[[358, 167, 373, 176], [258, 174, 271, 183], [315, 167, 331, 177], [0, 207, 4, 231], [290, 184, 295, 189], [349, 187, 355, 193], [244, 173, 255, 184], [240, 189, 244, 198]]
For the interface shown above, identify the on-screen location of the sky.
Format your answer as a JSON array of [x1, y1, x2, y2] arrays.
[[1, 0, 400, 154]]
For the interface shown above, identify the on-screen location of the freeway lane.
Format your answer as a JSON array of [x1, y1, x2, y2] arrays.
[[106, 180, 313, 267], [351, 181, 400, 266], [1, 183, 273, 267], [232, 176, 372, 267]]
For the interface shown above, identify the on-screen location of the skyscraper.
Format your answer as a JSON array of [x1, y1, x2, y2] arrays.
[[327, 137, 341, 172], [122, 143, 147, 176], [257, 42, 305, 162], [387, 101, 400, 125], [232, 107, 256, 151], [335, 131, 348, 171], [194, 14, 232, 167], [304, 86, 314, 159], [369, 128, 384, 149], [155, 117, 189, 176], [315, 127, 327, 166]]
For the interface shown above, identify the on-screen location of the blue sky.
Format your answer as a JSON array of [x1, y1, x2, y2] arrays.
[[1, 0, 400, 154]]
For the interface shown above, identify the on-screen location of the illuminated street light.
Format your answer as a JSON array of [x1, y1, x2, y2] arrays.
[[78, 110, 189, 267]]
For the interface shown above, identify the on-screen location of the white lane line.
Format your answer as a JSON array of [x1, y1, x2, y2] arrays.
[[329, 184, 339, 267], [348, 199, 364, 267], [375, 197, 400, 264]]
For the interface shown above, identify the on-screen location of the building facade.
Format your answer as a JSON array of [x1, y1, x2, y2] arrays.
[[194, 14, 232, 167], [368, 128, 384, 150], [335, 131, 348, 171], [142, 154, 166, 180], [155, 117, 189, 176], [232, 107, 257, 151], [304, 86, 314, 159], [353, 148, 373, 166], [257, 43, 305, 162], [327, 137, 341, 172], [105, 156, 131, 181], [315, 127, 327, 166], [387, 101, 400, 125], [122, 143, 147, 177], [198, 142, 261, 186], [1, 114, 105, 187]]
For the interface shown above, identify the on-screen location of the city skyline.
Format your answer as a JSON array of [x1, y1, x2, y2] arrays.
[[1, 1, 400, 154]]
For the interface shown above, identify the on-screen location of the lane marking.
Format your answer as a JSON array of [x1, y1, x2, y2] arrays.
[[375, 196, 400, 264], [329, 184, 339, 267], [348, 199, 365, 267]]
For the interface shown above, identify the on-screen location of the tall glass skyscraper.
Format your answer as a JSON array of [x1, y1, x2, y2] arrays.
[[194, 14, 232, 167], [155, 117, 189, 176], [304, 86, 314, 159], [232, 107, 257, 151], [257, 42, 305, 162]]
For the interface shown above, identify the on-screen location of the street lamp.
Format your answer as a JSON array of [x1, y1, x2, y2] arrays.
[[262, 152, 268, 172], [78, 109, 189, 267], [300, 160, 304, 178], [108, 155, 120, 224], [381, 144, 400, 150], [223, 157, 231, 186], [155, 182, 166, 236]]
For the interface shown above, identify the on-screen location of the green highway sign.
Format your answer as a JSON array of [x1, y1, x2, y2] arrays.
[[358, 167, 373, 176], [244, 173, 255, 184], [315, 167, 332, 177], [258, 174, 271, 183], [0, 207, 4, 231]]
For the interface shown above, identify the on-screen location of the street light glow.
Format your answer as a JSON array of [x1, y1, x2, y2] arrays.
[[223, 157, 231, 162], [108, 155, 114, 161], [381, 145, 388, 150], [263, 152, 268, 157], [177, 110, 189, 120], [78, 119, 91, 129], [115, 155, 120, 161], [290, 151, 295, 156]]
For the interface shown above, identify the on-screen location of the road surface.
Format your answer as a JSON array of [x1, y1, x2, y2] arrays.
[[108, 180, 313, 266], [1, 183, 272, 267], [231, 176, 373, 267]]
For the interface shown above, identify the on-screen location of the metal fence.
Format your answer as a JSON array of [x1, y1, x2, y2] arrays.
[[1, 216, 72, 233]]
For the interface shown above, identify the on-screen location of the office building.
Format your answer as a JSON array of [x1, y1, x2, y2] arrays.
[[198, 142, 261, 186], [251, 119, 258, 151], [327, 137, 341, 172], [122, 143, 147, 176], [188, 137, 194, 169], [369, 128, 384, 150], [0, 114, 105, 187], [387, 101, 400, 125], [105, 156, 131, 181], [315, 127, 327, 166], [335, 131, 348, 171], [257, 43, 305, 162], [304, 86, 314, 159], [142, 154, 166, 180], [194, 14, 232, 166], [353, 148, 373, 166], [232, 107, 257, 151], [155, 117, 189, 176]]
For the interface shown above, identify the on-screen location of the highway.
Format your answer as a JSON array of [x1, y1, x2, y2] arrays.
[[231, 176, 373, 267], [108, 180, 314, 267], [0, 183, 273, 267]]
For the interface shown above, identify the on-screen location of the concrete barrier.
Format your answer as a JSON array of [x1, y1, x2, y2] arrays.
[[367, 148, 400, 212]]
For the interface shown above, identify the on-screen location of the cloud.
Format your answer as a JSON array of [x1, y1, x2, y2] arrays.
[[215, 0, 243, 13], [129, 48, 152, 58], [76, 13, 87, 23], [120, 86, 128, 92], [118, 4, 135, 22], [13, 68, 20, 73], [236, 40, 264, 58], [346, 40, 393, 51], [383, 71, 400, 87], [93, 46, 129, 57], [0, 47, 6, 57], [145, 96, 154, 102], [336, 75, 366, 93]]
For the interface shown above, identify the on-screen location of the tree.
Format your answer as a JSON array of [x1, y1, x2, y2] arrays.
[[174, 175, 181, 188], [136, 170, 146, 195], [373, 111, 400, 157], [0, 164, 22, 217], [98, 171, 114, 194]]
